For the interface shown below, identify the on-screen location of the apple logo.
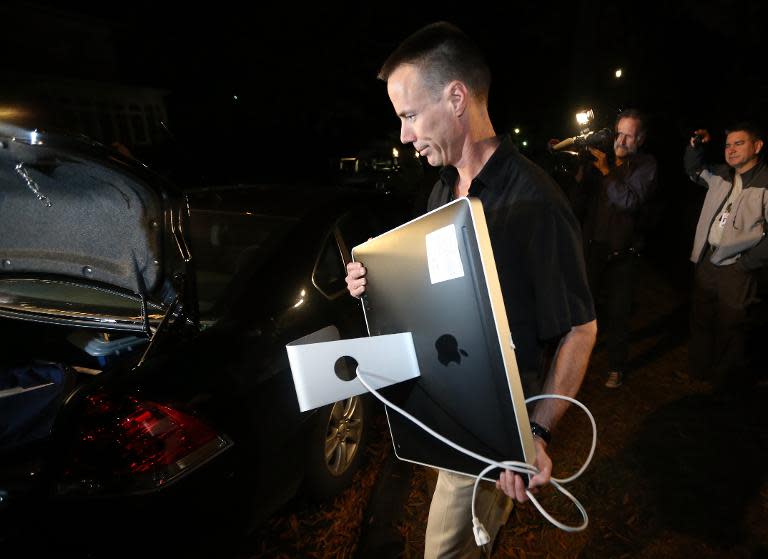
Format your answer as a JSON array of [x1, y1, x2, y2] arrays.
[[435, 334, 468, 366]]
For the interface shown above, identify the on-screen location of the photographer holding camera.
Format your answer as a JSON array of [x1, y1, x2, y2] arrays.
[[577, 109, 658, 388], [685, 123, 767, 390]]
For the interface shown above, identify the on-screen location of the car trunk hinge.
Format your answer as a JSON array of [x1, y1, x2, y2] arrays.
[[136, 288, 184, 368], [170, 207, 192, 263]]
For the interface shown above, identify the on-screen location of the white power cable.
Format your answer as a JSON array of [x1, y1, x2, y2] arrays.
[[355, 367, 596, 540]]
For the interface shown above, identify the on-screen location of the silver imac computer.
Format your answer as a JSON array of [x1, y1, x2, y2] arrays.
[[352, 197, 535, 478]]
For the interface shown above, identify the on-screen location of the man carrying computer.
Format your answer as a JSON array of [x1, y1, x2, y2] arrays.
[[346, 22, 596, 558]]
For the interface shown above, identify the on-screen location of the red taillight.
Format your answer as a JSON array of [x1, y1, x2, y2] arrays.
[[118, 399, 218, 474], [58, 394, 232, 496]]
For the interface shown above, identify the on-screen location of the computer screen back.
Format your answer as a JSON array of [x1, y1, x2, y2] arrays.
[[352, 197, 535, 478]]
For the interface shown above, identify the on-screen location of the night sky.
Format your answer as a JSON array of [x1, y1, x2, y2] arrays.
[[4, 1, 767, 183]]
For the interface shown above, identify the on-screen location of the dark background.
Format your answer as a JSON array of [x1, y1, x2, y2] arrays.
[[114, 2, 764, 168], [2, 1, 765, 174], [1, 0, 766, 267]]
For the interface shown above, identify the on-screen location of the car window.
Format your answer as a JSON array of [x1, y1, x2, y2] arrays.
[[311, 206, 409, 300], [312, 231, 346, 299], [336, 211, 381, 253], [336, 208, 407, 259], [188, 208, 299, 315]]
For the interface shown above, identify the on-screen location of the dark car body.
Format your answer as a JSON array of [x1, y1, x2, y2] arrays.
[[0, 122, 412, 555]]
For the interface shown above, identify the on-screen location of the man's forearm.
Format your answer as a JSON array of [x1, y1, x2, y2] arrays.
[[531, 319, 597, 431]]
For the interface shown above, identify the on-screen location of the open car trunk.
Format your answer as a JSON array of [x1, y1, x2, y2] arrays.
[[0, 316, 150, 450], [0, 122, 181, 450], [0, 125, 165, 294]]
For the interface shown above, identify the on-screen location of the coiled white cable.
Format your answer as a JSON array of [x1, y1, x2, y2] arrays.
[[355, 367, 597, 540]]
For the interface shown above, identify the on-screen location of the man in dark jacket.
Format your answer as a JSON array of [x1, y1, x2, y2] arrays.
[[579, 109, 658, 388], [685, 123, 767, 387]]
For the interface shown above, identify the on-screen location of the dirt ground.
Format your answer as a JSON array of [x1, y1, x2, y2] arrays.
[[242, 258, 768, 559]]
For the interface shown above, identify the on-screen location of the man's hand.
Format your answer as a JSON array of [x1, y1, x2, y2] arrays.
[[690, 128, 711, 147], [345, 261, 367, 298], [496, 438, 552, 502], [588, 147, 610, 176]]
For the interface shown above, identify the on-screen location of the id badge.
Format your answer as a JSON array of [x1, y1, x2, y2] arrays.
[[718, 211, 730, 228]]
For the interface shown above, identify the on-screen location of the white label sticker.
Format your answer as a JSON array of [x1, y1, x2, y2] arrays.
[[425, 224, 465, 284]]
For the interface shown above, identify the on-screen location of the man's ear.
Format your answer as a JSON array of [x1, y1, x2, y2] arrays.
[[754, 138, 764, 155], [445, 80, 468, 117]]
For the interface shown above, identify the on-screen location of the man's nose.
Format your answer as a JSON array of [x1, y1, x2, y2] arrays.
[[400, 122, 415, 144]]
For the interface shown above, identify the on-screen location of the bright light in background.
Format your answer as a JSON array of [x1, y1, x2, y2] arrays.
[[575, 109, 594, 127], [233, 95, 238, 101], [514, 128, 521, 134], [522, 140, 528, 147], [30, 130, 39, 144], [392, 147, 399, 158], [614, 68, 623, 78], [414, 149, 420, 158], [0, 106, 28, 119], [294, 289, 307, 308]]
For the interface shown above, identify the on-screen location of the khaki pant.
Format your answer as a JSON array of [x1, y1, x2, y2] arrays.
[[424, 469, 513, 559]]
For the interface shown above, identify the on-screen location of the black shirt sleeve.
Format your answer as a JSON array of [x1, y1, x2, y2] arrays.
[[523, 204, 596, 341], [604, 154, 658, 211], [684, 145, 708, 186]]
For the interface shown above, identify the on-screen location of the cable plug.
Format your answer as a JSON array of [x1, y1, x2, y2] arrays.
[[472, 517, 490, 546]]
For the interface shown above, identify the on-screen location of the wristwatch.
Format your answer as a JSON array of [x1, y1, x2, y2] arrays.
[[530, 421, 551, 445]]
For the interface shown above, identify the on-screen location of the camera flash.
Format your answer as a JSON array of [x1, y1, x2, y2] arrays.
[[575, 110, 593, 126]]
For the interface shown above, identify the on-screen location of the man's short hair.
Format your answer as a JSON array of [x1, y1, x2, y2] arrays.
[[616, 108, 647, 141], [725, 121, 764, 142], [378, 22, 491, 102]]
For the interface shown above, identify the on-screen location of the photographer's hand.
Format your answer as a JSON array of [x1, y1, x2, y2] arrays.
[[589, 147, 610, 176], [547, 138, 561, 152], [690, 129, 710, 147]]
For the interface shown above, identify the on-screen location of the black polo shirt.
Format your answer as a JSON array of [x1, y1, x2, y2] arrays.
[[427, 135, 595, 378]]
